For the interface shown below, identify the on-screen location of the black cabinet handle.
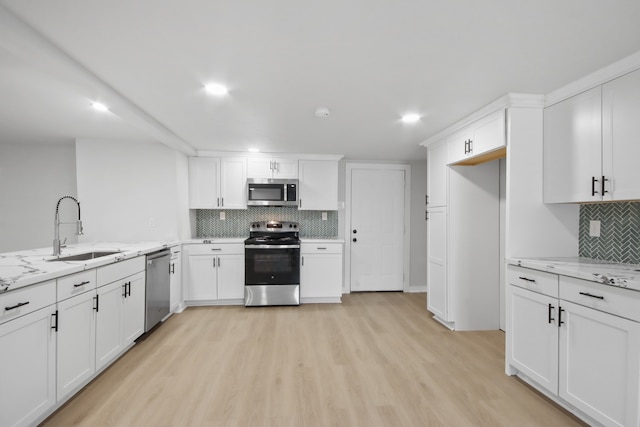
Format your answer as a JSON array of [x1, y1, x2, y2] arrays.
[[591, 176, 598, 196], [5, 301, 29, 311], [601, 176, 608, 196], [126, 282, 131, 297], [94, 294, 99, 312], [579, 291, 604, 300], [352, 229, 357, 234], [548, 304, 555, 324], [122, 283, 127, 297], [170, 263, 175, 274], [468, 139, 473, 154], [74, 281, 90, 288], [51, 310, 59, 332], [518, 276, 536, 283], [558, 307, 565, 327], [352, 238, 357, 242]]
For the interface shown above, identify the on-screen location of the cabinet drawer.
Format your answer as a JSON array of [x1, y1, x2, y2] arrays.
[[507, 265, 558, 298], [560, 276, 640, 322], [57, 270, 97, 301], [187, 244, 244, 256], [0, 281, 56, 325], [301, 244, 342, 254], [97, 256, 145, 287]]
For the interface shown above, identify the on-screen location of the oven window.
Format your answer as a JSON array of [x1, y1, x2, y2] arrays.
[[248, 185, 284, 201], [245, 248, 300, 285]]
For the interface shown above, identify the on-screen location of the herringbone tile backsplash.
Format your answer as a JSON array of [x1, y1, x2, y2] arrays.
[[195, 207, 338, 238], [579, 202, 640, 264]]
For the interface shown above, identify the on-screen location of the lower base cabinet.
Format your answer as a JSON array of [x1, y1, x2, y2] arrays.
[[507, 265, 640, 427], [185, 244, 245, 304], [0, 305, 57, 427], [300, 243, 343, 303]]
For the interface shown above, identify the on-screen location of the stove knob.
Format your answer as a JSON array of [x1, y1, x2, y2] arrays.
[[289, 224, 293, 228], [294, 224, 297, 228]]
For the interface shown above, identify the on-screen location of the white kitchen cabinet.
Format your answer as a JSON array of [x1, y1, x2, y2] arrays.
[[300, 243, 343, 302], [56, 289, 97, 401], [248, 157, 298, 179], [298, 160, 338, 210], [189, 156, 247, 209], [95, 280, 123, 371], [170, 246, 182, 312], [121, 271, 145, 346], [0, 304, 56, 427], [506, 283, 559, 395], [188, 156, 220, 208], [448, 110, 506, 165], [186, 244, 245, 304], [426, 206, 448, 321], [426, 139, 447, 207], [507, 265, 640, 427]]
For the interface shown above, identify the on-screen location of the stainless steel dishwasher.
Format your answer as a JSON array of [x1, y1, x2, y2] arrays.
[[145, 249, 171, 332]]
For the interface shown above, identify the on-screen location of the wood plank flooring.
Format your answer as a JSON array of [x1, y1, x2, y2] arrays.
[[41, 293, 585, 426]]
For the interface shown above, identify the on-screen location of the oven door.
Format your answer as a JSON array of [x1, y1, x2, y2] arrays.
[[245, 245, 300, 285]]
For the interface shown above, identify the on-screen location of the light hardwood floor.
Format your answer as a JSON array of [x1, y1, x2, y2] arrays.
[[42, 293, 585, 426]]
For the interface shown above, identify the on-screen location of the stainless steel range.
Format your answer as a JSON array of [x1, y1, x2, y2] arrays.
[[244, 221, 300, 306]]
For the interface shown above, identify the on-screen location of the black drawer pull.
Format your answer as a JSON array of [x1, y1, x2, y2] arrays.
[[51, 310, 59, 332], [5, 301, 30, 311], [518, 276, 536, 283], [74, 281, 90, 288], [548, 303, 555, 324], [579, 291, 604, 300], [559, 307, 565, 327]]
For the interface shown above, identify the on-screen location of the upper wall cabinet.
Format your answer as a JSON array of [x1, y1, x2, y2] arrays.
[[298, 160, 338, 210], [544, 68, 640, 203], [188, 157, 247, 209], [247, 157, 298, 179], [447, 109, 506, 165]]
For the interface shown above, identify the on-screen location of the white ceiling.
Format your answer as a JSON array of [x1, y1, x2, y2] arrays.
[[2, 1, 640, 161]]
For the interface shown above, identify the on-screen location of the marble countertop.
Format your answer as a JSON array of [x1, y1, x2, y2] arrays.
[[0, 241, 173, 293], [507, 257, 640, 292]]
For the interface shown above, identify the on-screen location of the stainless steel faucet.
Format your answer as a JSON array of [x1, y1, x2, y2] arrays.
[[53, 195, 83, 256]]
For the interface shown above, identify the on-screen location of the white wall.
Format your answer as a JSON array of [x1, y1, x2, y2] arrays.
[[0, 143, 78, 252], [76, 139, 190, 243], [409, 160, 427, 291]]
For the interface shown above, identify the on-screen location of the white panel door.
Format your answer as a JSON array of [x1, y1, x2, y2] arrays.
[[220, 157, 247, 209], [426, 206, 448, 320], [217, 254, 245, 300], [187, 255, 217, 300], [95, 281, 123, 371], [122, 271, 146, 345], [188, 157, 220, 208], [350, 168, 405, 291], [426, 140, 447, 208], [299, 160, 338, 210], [559, 300, 640, 427]]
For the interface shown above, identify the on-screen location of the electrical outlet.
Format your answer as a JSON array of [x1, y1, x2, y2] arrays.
[[322, 212, 327, 221], [148, 217, 156, 228], [219, 211, 226, 220], [589, 220, 601, 237]]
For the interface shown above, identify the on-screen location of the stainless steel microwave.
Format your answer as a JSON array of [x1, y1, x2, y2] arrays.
[[247, 179, 298, 207]]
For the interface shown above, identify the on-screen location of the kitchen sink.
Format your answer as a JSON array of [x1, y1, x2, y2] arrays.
[[48, 251, 121, 262]]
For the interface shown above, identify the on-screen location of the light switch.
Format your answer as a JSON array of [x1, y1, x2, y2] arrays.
[[220, 211, 226, 220], [322, 212, 327, 221], [148, 217, 156, 228], [589, 220, 601, 237]]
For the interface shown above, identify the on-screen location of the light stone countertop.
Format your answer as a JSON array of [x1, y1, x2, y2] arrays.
[[507, 257, 640, 292], [0, 241, 174, 293]]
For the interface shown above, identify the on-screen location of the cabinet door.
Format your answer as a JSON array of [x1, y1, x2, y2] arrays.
[[122, 271, 146, 345], [247, 158, 274, 179], [95, 281, 124, 371], [559, 300, 640, 427], [427, 139, 447, 207], [602, 68, 640, 201], [298, 160, 338, 210], [506, 285, 559, 395], [426, 206, 448, 321], [188, 157, 220, 208], [217, 254, 245, 300], [170, 252, 182, 312], [543, 87, 602, 203], [0, 305, 56, 427], [273, 158, 299, 178], [187, 255, 217, 300], [301, 253, 342, 300], [220, 157, 247, 209], [57, 290, 96, 401], [447, 128, 472, 164], [471, 109, 505, 156]]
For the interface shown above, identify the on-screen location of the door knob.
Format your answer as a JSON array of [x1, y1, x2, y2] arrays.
[[352, 238, 357, 242], [352, 229, 357, 234]]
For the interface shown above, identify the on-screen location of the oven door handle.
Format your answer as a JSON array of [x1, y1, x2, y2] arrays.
[[245, 244, 300, 249]]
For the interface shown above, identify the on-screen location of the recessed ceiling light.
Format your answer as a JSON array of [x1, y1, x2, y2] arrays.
[[91, 101, 109, 112], [248, 148, 260, 153], [401, 113, 421, 124], [205, 83, 229, 96]]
